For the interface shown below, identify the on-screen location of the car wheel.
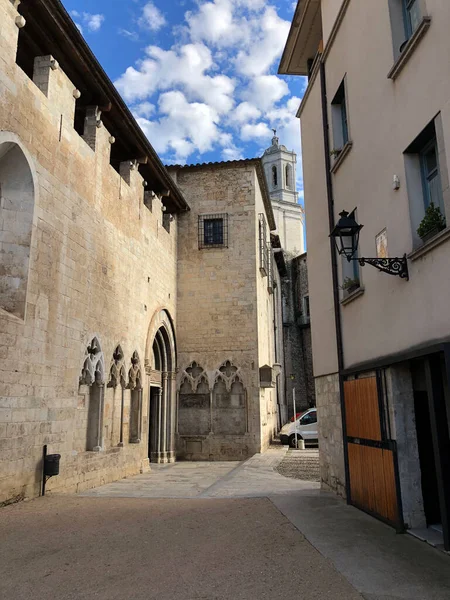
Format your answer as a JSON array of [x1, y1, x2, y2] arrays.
[[289, 434, 302, 448]]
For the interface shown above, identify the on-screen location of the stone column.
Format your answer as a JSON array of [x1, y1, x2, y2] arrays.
[[118, 386, 125, 447], [138, 388, 143, 443], [150, 387, 163, 463], [166, 372, 177, 463], [93, 383, 104, 452], [209, 389, 214, 433], [160, 372, 169, 462]]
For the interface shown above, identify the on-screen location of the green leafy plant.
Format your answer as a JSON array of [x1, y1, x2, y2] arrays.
[[341, 276, 360, 292], [417, 202, 446, 239], [330, 148, 342, 158]]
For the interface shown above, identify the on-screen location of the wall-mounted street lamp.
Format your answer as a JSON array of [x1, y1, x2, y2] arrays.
[[330, 210, 409, 280]]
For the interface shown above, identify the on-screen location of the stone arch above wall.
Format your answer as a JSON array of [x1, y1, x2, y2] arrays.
[[213, 360, 245, 392], [178, 361, 209, 392], [0, 135, 37, 320], [145, 308, 176, 373]]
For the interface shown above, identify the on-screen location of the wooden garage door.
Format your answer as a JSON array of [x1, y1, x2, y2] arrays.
[[344, 376, 401, 528]]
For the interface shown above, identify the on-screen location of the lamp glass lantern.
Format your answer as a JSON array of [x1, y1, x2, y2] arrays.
[[330, 210, 363, 261]]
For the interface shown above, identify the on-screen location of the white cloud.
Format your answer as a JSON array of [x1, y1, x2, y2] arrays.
[[230, 102, 261, 124], [243, 75, 290, 111], [222, 145, 245, 161], [187, 0, 249, 48], [71, 11, 104, 33], [115, 0, 303, 167], [119, 29, 139, 42], [139, 2, 166, 32], [133, 101, 156, 118], [137, 91, 226, 162], [83, 13, 105, 33], [116, 43, 235, 115], [235, 7, 290, 76], [241, 122, 273, 141]]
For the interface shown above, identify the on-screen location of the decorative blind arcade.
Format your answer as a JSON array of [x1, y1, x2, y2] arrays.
[[198, 213, 228, 249]]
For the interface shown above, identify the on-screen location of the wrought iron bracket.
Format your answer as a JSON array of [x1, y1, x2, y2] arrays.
[[350, 254, 409, 280]]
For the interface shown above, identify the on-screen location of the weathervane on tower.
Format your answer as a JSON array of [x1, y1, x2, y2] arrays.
[[271, 128, 279, 146]]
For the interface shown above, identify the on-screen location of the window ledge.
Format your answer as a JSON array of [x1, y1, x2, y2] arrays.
[[341, 286, 365, 306], [388, 17, 432, 81], [408, 227, 450, 261], [330, 141, 353, 174]]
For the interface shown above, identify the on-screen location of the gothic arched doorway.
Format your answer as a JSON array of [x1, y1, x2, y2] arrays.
[[145, 310, 176, 463]]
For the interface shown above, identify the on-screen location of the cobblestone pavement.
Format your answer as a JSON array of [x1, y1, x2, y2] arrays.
[[81, 447, 320, 499], [275, 448, 320, 482]]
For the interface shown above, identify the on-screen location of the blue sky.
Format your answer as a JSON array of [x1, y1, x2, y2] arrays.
[[63, 1, 307, 195]]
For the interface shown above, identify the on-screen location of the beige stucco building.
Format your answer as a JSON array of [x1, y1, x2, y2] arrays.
[[281, 0, 450, 549], [0, 0, 284, 505]]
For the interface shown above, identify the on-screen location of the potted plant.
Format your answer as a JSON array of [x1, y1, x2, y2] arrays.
[[330, 148, 342, 159], [417, 202, 446, 243], [342, 276, 360, 295]]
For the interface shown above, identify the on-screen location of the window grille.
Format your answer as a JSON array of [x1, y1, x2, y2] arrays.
[[198, 213, 228, 249], [259, 214, 268, 276]]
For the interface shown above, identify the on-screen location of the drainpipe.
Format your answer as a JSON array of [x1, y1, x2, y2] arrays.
[[319, 60, 351, 502]]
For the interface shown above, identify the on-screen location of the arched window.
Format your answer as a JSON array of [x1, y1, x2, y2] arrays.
[[0, 141, 35, 319], [285, 164, 292, 189], [128, 351, 143, 443], [79, 337, 105, 452], [272, 165, 278, 188]]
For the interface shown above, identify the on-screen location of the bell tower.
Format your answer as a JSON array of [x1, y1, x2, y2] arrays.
[[261, 132, 305, 256]]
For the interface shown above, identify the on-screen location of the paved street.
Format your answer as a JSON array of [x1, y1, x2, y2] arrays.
[[80, 447, 318, 499], [1, 448, 450, 600]]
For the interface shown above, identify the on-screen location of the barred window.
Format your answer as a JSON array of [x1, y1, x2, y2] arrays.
[[259, 214, 268, 276], [198, 213, 228, 249]]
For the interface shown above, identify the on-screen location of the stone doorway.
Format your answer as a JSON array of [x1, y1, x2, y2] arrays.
[[145, 310, 177, 464]]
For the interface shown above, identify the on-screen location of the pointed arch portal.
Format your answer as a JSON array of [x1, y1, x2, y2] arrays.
[[145, 309, 176, 463]]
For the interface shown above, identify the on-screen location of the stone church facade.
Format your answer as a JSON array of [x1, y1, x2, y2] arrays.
[[0, 0, 284, 504]]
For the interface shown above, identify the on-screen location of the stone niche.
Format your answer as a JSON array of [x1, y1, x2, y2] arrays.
[[179, 384, 210, 436], [0, 141, 35, 320]]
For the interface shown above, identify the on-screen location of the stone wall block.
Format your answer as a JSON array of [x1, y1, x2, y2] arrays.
[[32, 55, 76, 122], [0, 1, 20, 61]]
